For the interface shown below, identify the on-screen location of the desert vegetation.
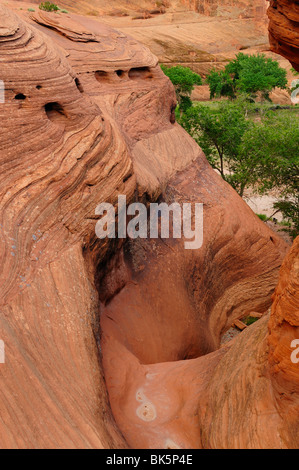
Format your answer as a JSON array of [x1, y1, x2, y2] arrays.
[[206, 53, 288, 102], [161, 64, 202, 112], [162, 57, 299, 238], [39, 2, 59, 12], [38, 2, 68, 13]]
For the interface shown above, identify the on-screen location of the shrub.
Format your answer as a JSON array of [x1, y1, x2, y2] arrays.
[[243, 316, 259, 326], [256, 214, 267, 222], [161, 64, 202, 113], [39, 2, 59, 12]]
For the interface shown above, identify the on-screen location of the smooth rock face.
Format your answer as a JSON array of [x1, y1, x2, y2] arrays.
[[268, 0, 299, 71], [0, 4, 297, 449], [182, 0, 268, 22], [100, 162, 292, 449], [268, 238, 299, 448]]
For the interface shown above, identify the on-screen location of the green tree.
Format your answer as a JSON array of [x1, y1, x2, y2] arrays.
[[161, 65, 202, 112], [239, 113, 299, 236], [179, 102, 299, 236], [179, 100, 251, 192], [206, 53, 288, 102], [206, 69, 236, 100]]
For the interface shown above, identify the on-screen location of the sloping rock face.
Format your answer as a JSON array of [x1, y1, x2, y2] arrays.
[[182, 0, 268, 21], [100, 172, 297, 449], [0, 5, 132, 449], [11, 0, 268, 19], [268, 238, 299, 448], [0, 5, 297, 449], [268, 0, 299, 71]]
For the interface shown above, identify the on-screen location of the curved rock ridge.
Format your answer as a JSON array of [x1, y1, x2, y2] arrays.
[[30, 9, 98, 42], [0, 5, 135, 309], [0, 5, 133, 448], [268, 237, 299, 448], [268, 0, 299, 71], [0, 4, 296, 449], [101, 161, 294, 449]]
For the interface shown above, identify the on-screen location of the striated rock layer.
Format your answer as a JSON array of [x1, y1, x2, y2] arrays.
[[0, 5, 297, 449], [182, 0, 268, 22], [268, 0, 299, 71]]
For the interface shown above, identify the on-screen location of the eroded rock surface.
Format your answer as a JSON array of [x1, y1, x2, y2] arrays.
[[101, 162, 295, 449], [268, 0, 299, 71], [182, 0, 268, 22], [0, 4, 297, 449]]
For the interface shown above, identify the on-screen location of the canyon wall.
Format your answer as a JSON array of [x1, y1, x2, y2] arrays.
[[268, 0, 299, 71], [0, 4, 298, 449], [12, 0, 269, 21], [182, 0, 268, 21]]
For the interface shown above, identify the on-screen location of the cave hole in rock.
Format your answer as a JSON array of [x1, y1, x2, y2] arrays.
[[95, 70, 110, 82], [115, 70, 126, 78], [14, 93, 26, 100], [36, 85, 42, 90], [170, 104, 177, 124], [93, 215, 217, 356], [45, 102, 68, 123], [128, 67, 153, 80], [75, 77, 84, 93]]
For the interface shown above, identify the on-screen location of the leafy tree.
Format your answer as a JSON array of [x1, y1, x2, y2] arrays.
[[161, 65, 202, 112], [239, 113, 299, 236], [179, 100, 251, 190], [206, 69, 236, 100], [179, 101, 299, 236], [206, 53, 288, 102]]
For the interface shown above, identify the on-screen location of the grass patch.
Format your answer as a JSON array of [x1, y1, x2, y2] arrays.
[[193, 100, 299, 114], [243, 316, 260, 326]]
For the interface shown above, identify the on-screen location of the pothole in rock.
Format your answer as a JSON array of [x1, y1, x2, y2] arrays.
[[128, 67, 153, 80], [45, 102, 69, 123]]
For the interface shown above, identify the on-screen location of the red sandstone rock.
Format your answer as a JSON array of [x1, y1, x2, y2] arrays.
[[268, 0, 299, 71], [101, 162, 294, 448], [268, 238, 299, 448], [0, 4, 297, 449], [182, 0, 268, 23]]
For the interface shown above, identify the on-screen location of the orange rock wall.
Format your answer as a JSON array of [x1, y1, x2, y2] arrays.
[[0, 4, 298, 449], [268, 0, 299, 71]]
